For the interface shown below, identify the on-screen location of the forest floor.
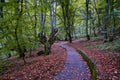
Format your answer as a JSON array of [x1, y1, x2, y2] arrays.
[[0, 38, 120, 80], [69, 38, 120, 80], [0, 45, 67, 80]]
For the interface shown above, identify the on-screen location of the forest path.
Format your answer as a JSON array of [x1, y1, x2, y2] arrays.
[[52, 40, 91, 80]]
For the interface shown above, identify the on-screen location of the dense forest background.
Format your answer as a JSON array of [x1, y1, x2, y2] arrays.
[[0, 0, 120, 59]]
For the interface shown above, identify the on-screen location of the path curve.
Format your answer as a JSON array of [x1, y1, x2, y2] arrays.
[[52, 42, 91, 80]]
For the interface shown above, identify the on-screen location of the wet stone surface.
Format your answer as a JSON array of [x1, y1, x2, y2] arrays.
[[52, 43, 91, 80]]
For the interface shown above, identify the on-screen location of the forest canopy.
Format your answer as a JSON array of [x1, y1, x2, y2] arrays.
[[0, 0, 120, 59]]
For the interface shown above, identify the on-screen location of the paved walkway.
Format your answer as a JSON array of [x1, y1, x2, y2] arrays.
[[52, 42, 91, 80]]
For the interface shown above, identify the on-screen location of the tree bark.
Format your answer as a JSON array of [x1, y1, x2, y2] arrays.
[[60, 0, 72, 43], [86, 0, 90, 40], [50, 0, 57, 32], [14, 0, 26, 63], [34, 0, 37, 42], [0, 0, 4, 18], [104, 0, 109, 41], [110, 0, 116, 34], [39, 0, 47, 32], [92, 19, 97, 37], [93, 0, 101, 33]]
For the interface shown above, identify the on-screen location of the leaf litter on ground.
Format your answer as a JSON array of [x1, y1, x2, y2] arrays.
[[69, 39, 120, 80], [0, 44, 67, 80]]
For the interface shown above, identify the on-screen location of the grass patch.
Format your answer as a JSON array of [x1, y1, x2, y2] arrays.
[[77, 49, 97, 80]]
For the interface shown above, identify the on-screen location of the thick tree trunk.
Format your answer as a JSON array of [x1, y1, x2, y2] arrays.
[[60, 0, 72, 43], [67, 0, 72, 43], [38, 28, 58, 55], [65, 34, 68, 41], [61, 3, 68, 41], [68, 30, 72, 43], [44, 42, 51, 55]]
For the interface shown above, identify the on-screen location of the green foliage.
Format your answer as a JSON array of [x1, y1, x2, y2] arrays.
[[98, 38, 120, 50], [0, 0, 120, 58], [0, 0, 41, 58], [0, 59, 13, 73]]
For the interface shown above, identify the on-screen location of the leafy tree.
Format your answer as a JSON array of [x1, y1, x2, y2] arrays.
[[0, 0, 120, 60]]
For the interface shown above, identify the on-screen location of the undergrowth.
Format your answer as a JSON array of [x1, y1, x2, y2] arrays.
[[84, 38, 120, 50], [98, 38, 120, 50]]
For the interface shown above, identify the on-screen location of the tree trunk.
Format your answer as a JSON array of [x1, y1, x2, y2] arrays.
[[29, 48, 32, 57], [44, 42, 51, 55], [14, 0, 26, 63], [104, 0, 109, 42], [34, 0, 37, 43], [86, 0, 90, 40], [39, 0, 47, 32], [93, 0, 101, 33], [111, 0, 116, 34], [66, 0, 72, 43], [50, 0, 57, 31], [68, 30, 72, 43], [60, 0, 72, 43], [61, 2, 68, 41], [0, 0, 4, 18], [92, 20, 97, 37]]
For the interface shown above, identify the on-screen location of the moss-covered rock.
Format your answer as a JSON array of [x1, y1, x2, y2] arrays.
[[77, 49, 97, 80]]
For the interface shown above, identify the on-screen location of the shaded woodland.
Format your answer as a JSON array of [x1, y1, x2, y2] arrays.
[[0, 0, 120, 80]]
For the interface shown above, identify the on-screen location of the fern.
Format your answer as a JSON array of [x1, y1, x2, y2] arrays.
[[98, 38, 120, 50]]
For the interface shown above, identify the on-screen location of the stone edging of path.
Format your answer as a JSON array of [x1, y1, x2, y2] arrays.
[[78, 49, 97, 64], [77, 49, 97, 80]]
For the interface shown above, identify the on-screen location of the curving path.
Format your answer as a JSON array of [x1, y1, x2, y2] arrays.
[[52, 42, 91, 80]]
